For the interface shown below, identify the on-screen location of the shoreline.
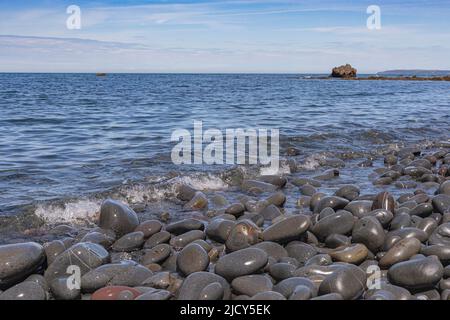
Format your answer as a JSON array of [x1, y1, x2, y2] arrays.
[[1, 137, 449, 300]]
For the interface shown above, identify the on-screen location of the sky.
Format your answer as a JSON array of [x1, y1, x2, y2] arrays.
[[0, 0, 449, 73]]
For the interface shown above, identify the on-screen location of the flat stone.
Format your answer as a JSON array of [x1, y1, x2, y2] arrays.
[[206, 219, 236, 243], [214, 248, 268, 281], [262, 215, 310, 244], [170, 230, 205, 249], [135, 220, 163, 238], [141, 244, 172, 265], [312, 210, 355, 241], [252, 241, 288, 261], [143, 231, 171, 249], [199, 282, 224, 300], [329, 244, 368, 264], [379, 238, 421, 268], [166, 219, 204, 235], [91, 286, 141, 300], [0, 242, 45, 290], [273, 277, 316, 298], [112, 231, 145, 252], [314, 196, 349, 214], [231, 275, 273, 296], [388, 256, 444, 290], [0, 281, 46, 300]]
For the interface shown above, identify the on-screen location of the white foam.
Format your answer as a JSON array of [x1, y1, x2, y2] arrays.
[[35, 199, 101, 223], [175, 173, 229, 191]]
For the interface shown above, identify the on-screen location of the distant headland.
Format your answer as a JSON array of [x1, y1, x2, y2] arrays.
[[325, 64, 450, 81]]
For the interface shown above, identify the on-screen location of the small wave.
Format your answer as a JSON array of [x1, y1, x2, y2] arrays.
[[34, 199, 101, 224]]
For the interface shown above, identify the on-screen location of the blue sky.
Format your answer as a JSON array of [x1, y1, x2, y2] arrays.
[[1, 0, 449, 73]]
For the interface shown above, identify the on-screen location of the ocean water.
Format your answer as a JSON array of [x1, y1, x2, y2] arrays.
[[0, 73, 449, 222]]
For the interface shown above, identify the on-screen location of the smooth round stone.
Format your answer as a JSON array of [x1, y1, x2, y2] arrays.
[[258, 175, 287, 188], [329, 244, 368, 264], [325, 234, 351, 249], [414, 289, 441, 300], [50, 277, 81, 300], [135, 289, 172, 300], [251, 291, 286, 300], [91, 286, 141, 300], [288, 285, 313, 300], [215, 248, 268, 281], [314, 169, 340, 181], [199, 282, 224, 300], [225, 203, 245, 217], [231, 275, 273, 296], [312, 210, 355, 241], [384, 154, 398, 165], [387, 227, 429, 243], [268, 263, 296, 281], [310, 192, 326, 211], [388, 256, 444, 290], [335, 185, 360, 201], [410, 203, 433, 217], [314, 196, 349, 214], [417, 218, 438, 236], [366, 289, 396, 300], [81, 262, 152, 292], [225, 220, 260, 252], [421, 245, 450, 264], [299, 184, 316, 196], [177, 243, 210, 276], [143, 231, 171, 249], [0, 242, 45, 289], [261, 215, 310, 243], [98, 199, 139, 237], [264, 192, 286, 208], [177, 184, 197, 201], [285, 242, 317, 266], [351, 216, 385, 252], [44, 242, 109, 283], [80, 232, 115, 249], [372, 192, 396, 212], [319, 264, 366, 300], [440, 278, 450, 291], [238, 213, 264, 227], [390, 212, 411, 230], [365, 282, 412, 300], [24, 274, 49, 293], [0, 281, 46, 300], [379, 238, 422, 268], [311, 293, 343, 300], [273, 277, 316, 298], [292, 178, 321, 187], [135, 220, 163, 238], [242, 180, 277, 193], [260, 204, 283, 220], [319, 207, 335, 219], [429, 223, 450, 246], [206, 219, 236, 243], [305, 254, 332, 266], [142, 272, 172, 289], [170, 230, 205, 249], [165, 218, 204, 235], [432, 194, 450, 214], [252, 241, 288, 261], [178, 272, 231, 300], [44, 240, 67, 265], [141, 244, 171, 265], [112, 231, 145, 252], [344, 200, 372, 218], [183, 191, 208, 211], [438, 180, 450, 195]]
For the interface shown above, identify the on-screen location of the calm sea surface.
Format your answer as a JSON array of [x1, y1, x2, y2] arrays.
[[1, 73, 449, 215]]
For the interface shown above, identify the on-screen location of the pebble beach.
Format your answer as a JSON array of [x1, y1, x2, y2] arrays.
[[1, 138, 450, 300]]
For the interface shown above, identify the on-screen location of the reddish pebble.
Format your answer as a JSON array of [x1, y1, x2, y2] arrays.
[[91, 286, 141, 300]]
